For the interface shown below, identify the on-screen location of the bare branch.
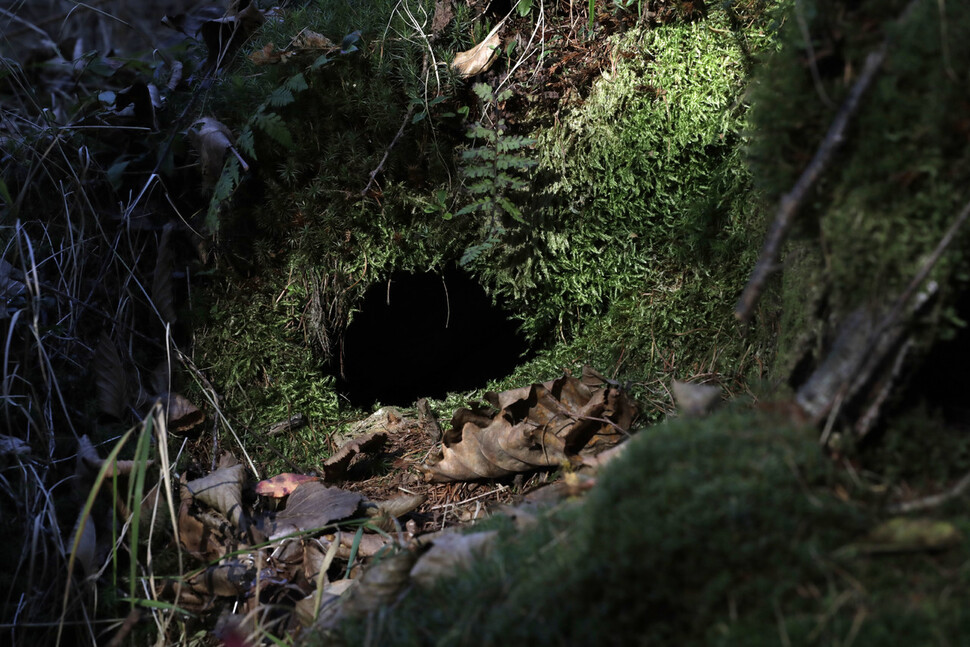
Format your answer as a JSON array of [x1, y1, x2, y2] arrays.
[[735, 0, 924, 324]]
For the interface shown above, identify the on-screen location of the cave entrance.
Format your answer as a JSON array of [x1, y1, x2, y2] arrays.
[[336, 266, 531, 408]]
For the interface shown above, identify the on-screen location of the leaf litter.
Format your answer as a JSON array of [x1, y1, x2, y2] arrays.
[[155, 367, 637, 639]]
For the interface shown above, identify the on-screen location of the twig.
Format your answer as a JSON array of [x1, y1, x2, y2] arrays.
[[886, 470, 970, 514], [430, 484, 508, 510], [735, 0, 923, 324], [361, 104, 416, 197]]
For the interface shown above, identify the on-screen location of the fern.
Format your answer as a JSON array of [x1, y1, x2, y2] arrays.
[[207, 156, 241, 230], [252, 111, 294, 148], [457, 83, 536, 265]]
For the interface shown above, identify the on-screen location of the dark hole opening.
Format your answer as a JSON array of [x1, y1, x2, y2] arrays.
[[904, 289, 970, 424], [336, 266, 531, 408]]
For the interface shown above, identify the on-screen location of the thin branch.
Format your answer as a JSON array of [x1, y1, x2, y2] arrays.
[[735, 0, 923, 324], [886, 470, 970, 514], [361, 104, 416, 197]]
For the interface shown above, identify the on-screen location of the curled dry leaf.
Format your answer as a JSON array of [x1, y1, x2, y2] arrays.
[[156, 392, 205, 436], [452, 25, 502, 77], [185, 464, 247, 530], [189, 117, 240, 180], [321, 430, 388, 481], [419, 367, 637, 482]]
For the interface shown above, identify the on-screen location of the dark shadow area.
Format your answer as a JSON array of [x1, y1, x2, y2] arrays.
[[905, 289, 970, 424], [337, 266, 531, 408]]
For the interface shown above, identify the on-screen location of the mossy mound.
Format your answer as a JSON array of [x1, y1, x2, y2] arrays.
[[194, 3, 783, 434], [324, 408, 970, 645], [745, 0, 970, 377]]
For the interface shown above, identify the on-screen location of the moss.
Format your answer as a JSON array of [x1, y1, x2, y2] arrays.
[[464, 11, 780, 401], [747, 0, 970, 368], [324, 407, 970, 645]]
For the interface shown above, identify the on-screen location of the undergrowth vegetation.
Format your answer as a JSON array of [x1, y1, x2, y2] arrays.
[[4, 0, 970, 644], [746, 0, 970, 377], [330, 409, 970, 646]]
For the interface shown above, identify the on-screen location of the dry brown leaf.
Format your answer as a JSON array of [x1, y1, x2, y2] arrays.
[[156, 392, 205, 436], [94, 332, 128, 419], [264, 482, 363, 539], [189, 117, 235, 180], [185, 464, 247, 531], [321, 430, 388, 481], [419, 367, 637, 482], [452, 22, 503, 77], [410, 530, 497, 588], [178, 476, 227, 562]]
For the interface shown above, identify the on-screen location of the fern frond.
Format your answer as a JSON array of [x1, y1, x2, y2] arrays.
[[253, 111, 294, 149]]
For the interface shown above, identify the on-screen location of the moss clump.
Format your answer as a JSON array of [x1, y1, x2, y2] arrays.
[[469, 10, 779, 398]]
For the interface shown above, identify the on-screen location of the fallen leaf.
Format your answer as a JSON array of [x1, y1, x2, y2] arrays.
[[255, 473, 320, 497], [264, 482, 363, 539], [419, 367, 636, 482], [189, 117, 235, 180], [321, 430, 388, 481], [452, 26, 502, 78], [185, 464, 247, 530], [156, 392, 205, 436]]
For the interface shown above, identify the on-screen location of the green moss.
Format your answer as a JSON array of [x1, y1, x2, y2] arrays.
[[191, 274, 342, 470], [324, 408, 970, 645], [747, 0, 970, 368], [462, 11, 781, 405]]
